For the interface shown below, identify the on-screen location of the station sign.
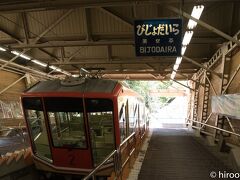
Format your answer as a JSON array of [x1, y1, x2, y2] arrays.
[[134, 18, 182, 57]]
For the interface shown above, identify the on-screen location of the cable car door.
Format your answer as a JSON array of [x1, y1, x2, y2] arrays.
[[44, 97, 92, 169]]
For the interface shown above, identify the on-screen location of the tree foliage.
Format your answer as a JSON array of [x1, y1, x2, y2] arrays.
[[124, 80, 172, 108]]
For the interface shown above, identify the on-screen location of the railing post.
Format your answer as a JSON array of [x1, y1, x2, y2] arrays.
[[118, 148, 122, 180], [128, 138, 131, 168], [134, 134, 137, 158]]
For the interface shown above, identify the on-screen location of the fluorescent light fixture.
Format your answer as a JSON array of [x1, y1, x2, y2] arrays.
[[173, 64, 179, 71], [11, 50, 31, 60], [182, 31, 194, 45], [176, 57, 182, 65], [50, 65, 71, 76], [181, 46, 187, 55], [170, 5, 204, 81], [72, 74, 79, 77], [0, 47, 6, 51], [55, 68, 63, 72], [49, 65, 58, 70], [170, 71, 176, 79], [187, 5, 204, 29], [32, 59, 47, 67], [50, 65, 62, 72]]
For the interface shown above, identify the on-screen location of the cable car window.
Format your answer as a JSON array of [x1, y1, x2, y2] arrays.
[[129, 103, 138, 135], [44, 98, 87, 149], [119, 104, 126, 142], [85, 99, 115, 165], [22, 98, 52, 162]]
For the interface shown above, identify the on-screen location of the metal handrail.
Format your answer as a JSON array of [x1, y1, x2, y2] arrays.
[[120, 132, 135, 147], [83, 150, 117, 180], [187, 118, 240, 137], [83, 132, 137, 180]]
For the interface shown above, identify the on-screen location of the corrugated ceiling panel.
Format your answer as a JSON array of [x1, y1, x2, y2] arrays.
[[47, 46, 107, 59], [27, 9, 67, 38], [29, 48, 60, 61], [91, 8, 132, 34], [196, 3, 232, 34], [112, 45, 135, 57], [136, 4, 158, 19], [64, 47, 85, 57], [0, 13, 24, 39], [75, 46, 107, 58], [44, 8, 86, 37], [109, 6, 133, 19]]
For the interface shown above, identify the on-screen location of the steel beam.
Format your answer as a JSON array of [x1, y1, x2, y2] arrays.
[[206, 75, 217, 95], [0, 66, 24, 75], [146, 63, 158, 71], [0, 61, 26, 74], [33, 9, 74, 43], [213, 52, 229, 139], [10, 40, 133, 48], [144, 63, 164, 78], [60, 47, 65, 61], [100, 7, 133, 28], [51, 59, 169, 65], [84, 8, 92, 41], [167, 6, 240, 46], [0, 11, 72, 73], [107, 45, 112, 62], [0, 10, 73, 74], [0, 24, 23, 44], [21, 12, 30, 44], [8, 37, 226, 49], [172, 69, 203, 85], [225, 116, 236, 133], [39, 48, 61, 62], [93, 70, 167, 74], [0, 49, 29, 70], [102, 75, 191, 81], [0, 0, 238, 13], [200, 112, 213, 129], [222, 63, 240, 94], [66, 48, 83, 62], [0, 58, 55, 79], [170, 79, 194, 91], [2, 36, 225, 46], [182, 56, 220, 77], [0, 16, 56, 71]]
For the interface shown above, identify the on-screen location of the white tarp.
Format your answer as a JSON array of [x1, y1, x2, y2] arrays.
[[212, 94, 240, 119]]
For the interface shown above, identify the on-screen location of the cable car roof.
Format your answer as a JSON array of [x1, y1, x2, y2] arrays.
[[25, 78, 118, 93]]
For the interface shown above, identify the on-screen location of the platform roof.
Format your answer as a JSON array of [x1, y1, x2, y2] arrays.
[[0, 0, 239, 80]]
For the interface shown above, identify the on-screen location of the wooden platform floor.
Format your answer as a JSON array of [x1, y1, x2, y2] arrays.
[[138, 128, 232, 180]]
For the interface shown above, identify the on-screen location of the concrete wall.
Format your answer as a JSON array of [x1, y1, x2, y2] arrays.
[[0, 70, 26, 127]]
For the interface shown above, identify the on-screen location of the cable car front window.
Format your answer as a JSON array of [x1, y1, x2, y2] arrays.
[[22, 98, 52, 162], [45, 98, 87, 149]]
